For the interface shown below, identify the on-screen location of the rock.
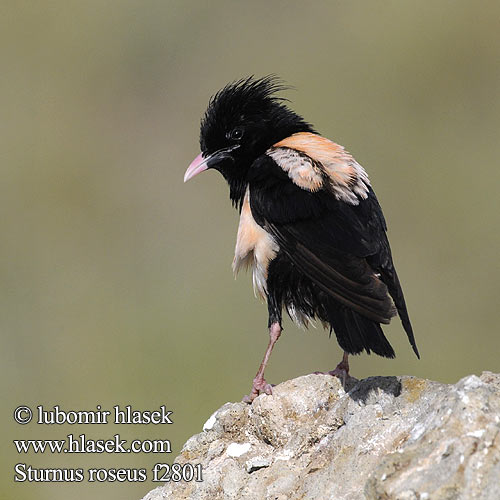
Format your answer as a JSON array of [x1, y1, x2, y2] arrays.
[[142, 372, 500, 500]]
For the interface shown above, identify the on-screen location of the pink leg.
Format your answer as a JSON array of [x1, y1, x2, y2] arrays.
[[315, 351, 351, 387], [243, 322, 282, 403]]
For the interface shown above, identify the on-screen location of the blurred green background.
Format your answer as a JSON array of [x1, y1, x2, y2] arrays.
[[2, 2, 499, 499]]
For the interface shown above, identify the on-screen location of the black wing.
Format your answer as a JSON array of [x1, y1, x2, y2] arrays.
[[249, 154, 419, 357]]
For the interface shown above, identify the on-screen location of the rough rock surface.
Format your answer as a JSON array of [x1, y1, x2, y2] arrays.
[[143, 372, 500, 500]]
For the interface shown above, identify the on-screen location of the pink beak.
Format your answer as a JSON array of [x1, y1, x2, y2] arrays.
[[184, 145, 240, 183], [184, 153, 209, 183]]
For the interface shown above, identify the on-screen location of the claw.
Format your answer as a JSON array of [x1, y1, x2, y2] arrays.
[[243, 376, 274, 403], [315, 351, 351, 388]]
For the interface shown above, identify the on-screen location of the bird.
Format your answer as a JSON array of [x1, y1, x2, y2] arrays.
[[184, 76, 419, 402]]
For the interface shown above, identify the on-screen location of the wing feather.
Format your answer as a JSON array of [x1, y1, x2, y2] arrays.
[[266, 222, 397, 324], [268, 132, 370, 204], [249, 145, 417, 356]]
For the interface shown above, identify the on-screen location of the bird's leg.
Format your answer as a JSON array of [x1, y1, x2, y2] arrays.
[[243, 322, 281, 403]]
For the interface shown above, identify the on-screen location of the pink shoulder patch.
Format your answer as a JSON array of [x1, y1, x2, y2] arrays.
[[268, 133, 370, 205]]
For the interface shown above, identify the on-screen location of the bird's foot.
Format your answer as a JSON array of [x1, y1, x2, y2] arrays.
[[314, 353, 352, 388], [242, 375, 274, 403], [327, 366, 350, 387], [314, 367, 353, 389]]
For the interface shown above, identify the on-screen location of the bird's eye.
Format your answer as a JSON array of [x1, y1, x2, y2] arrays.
[[228, 127, 244, 141]]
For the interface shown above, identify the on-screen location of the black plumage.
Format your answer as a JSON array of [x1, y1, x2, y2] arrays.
[[184, 76, 419, 402]]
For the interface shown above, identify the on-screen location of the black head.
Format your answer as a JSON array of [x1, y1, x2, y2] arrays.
[[184, 76, 314, 206]]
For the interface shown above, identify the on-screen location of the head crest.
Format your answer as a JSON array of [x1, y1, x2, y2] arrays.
[[200, 76, 290, 146], [209, 75, 288, 114]]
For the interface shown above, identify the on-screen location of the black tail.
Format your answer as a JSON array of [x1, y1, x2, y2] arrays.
[[326, 302, 395, 358], [380, 267, 420, 359]]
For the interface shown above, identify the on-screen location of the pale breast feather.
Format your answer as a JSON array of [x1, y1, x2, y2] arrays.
[[232, 188, 279, 300], [266, 132, 370, 205]]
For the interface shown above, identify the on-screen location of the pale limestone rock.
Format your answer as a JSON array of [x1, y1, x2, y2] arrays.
[[142, 372, 500, 500]]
